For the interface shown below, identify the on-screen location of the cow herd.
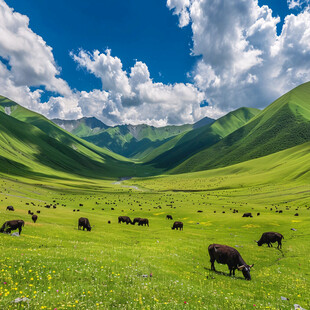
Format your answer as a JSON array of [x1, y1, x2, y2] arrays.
[[1, 204, 286, 281]]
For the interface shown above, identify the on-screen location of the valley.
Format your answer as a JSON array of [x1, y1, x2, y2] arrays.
[[0, 83, 310, 309]]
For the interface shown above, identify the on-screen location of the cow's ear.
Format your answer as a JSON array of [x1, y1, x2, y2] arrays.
[[237, 265, 245, 270], [249, 264, 254, 268]]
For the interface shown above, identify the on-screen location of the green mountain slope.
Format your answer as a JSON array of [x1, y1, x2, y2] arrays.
[[52, 117, 109, 137], [52, 117, 214, 159], [172, 82, 310, 174], [143, 107, 260, 169], [0, 96, 155, 179]]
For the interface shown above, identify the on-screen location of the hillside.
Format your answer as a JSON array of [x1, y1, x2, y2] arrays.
[[0, 96, 156, 179], [172, 82, 310, 174], [143, 107, 260, 169], [52, 117, 109, 137], [52, 117, 214, 158]]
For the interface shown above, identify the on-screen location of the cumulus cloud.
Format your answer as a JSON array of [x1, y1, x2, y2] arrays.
[[0, 0, 71, 96], [168, 0, 310, 113], [287, 0, 310, 10], [71, 49, 206, 125]]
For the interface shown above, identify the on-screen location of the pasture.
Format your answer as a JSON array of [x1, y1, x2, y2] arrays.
[[0, 175, 309, 309]]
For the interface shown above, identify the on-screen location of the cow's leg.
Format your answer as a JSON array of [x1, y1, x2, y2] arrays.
[[210, 259, 215, 271], [19, 226, 22, 235], [267, 243, 270, 247]]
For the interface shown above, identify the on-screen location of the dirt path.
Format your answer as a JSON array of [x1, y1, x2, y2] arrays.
[[112, 177, 142, 191]]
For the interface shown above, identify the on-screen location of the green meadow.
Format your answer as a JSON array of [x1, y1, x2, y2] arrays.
[[0, 158, 309, 310]]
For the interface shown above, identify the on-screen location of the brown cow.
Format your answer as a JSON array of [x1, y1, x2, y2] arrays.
[[242, 213, 253, 217], [118, 216, 132, 225], [208, 244, 253, 280], [132, 218, 141, 225], [78, 217, 92, 231], [171, 221, 183, 230], [0, 220, 24, 235], [257, 232, 284, 249], [138, 218, 149, 226]]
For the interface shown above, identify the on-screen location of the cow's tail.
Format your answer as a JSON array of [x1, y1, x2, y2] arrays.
[[0, 223, 5, 233]]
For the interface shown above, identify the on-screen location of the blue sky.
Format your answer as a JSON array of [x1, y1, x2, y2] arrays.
[[5, 0, 195, 91], [1, 0, 310, 125]]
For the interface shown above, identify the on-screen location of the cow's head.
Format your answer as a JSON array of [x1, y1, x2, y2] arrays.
[[238, 264, 254, 280], [256, 240, 262, 246]]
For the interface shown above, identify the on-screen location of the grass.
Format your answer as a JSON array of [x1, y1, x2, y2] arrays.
[[0, 154, 309, 309]]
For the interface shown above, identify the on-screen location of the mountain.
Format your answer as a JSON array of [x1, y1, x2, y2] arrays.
[[51, 116, 215, 159], [172, 82, 310, 174], [0, 96, 154, 179], [52, 117, 109, 137], [142, 107, 260, 169]]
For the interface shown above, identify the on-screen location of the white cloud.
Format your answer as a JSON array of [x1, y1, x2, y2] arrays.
[[71, 49, 206, 125], [287, 0, 310, 10], [168, 0, 310, 113], [0, 0, 71, 96]]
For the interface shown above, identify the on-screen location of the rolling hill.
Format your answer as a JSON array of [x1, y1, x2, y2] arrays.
[[172, 82, 310, 174], [143, 107, 260, 169], [0, 96, 156, 179]]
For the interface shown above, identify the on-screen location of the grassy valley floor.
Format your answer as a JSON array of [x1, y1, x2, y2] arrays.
[[0, 170, 309, 310]]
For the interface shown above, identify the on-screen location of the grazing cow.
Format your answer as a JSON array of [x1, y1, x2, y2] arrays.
[[208, 244, 254, 280], [37, 211, 41, 214], [78, 217, 92, 231], [6, 206, 14, 211], [257, 213, 260, 216], [138, 218, 149, 227], [0, 220, 24, 235], [132, 217, 141, 225], [28, 210, 33, 215], [32, 214, 38, 223], [197, 210, 203, 213], [166, 215, 173, 220], [257, 232, 284, 249], [118, 216, 132, 225], [294, 213, 299, 216], [242, 213, 253, 217], [171, 221, 183, 230]]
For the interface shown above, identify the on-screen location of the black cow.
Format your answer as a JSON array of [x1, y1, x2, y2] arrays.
[[242, 213, 253, 217], [166, 215, 173, 220], [28, 210, 33, 215], [78, 217, 92, 231], [6, 206, 14, 211], [138, 218, 149, 226], [31, 214, 38, 223], [171, 221, 183, 230], [118, 216, 132, 225], [132, 217, 141, 225], [0, 220, 24, 235], [208, 244, 254, 280], [257, 232, 284, 249]]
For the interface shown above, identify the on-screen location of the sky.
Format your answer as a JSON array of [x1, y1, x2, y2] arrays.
[[0, 0, 310, 126]]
